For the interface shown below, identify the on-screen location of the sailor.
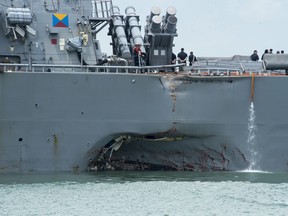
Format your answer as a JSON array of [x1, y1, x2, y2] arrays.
[[250, 50, 259, 61], [171, 52, 176, 71], [188, 51, 197, 66], [133, 43, 146, 67], [177, 48, 187, 64], [269, 48, 273, 54], [261, 49, 269, 60], [171, 52, 176, 64]]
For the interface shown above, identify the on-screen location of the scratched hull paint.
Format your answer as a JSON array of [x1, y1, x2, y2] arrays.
[[0, 72, 287, 172]]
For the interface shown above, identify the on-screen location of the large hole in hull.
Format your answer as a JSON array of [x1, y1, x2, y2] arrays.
[[88, 134, 249, 172]]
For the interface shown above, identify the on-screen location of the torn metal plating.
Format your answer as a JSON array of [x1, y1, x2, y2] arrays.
[[87, 134, 185, 171], [88, 133, 249, 172]]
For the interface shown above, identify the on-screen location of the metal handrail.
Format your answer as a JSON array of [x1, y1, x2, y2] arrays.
[[0, 63, 183, 74], [0, 63, 29, 72]]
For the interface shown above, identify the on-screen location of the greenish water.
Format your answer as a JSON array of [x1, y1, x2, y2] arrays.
[[0, 171, 288, 216], [0, 171, 288, 184]]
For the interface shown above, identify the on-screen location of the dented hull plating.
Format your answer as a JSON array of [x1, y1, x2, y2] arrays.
[[1, 72, 288, 172]]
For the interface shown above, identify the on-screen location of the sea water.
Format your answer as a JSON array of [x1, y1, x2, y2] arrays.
[[0, 171, 288, 216]]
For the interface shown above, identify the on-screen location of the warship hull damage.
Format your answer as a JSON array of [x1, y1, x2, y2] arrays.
[[86, 74, 288, 172], [88, 75, 251, 172], [88, 134, 249, 171], [1, 72, 288, 173]]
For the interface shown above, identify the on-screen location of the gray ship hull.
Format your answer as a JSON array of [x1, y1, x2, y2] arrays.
[[0, 72, 287, 172]]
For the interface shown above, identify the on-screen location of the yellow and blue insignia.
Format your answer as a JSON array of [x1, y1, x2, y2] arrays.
[[52, 13, 69, 28]]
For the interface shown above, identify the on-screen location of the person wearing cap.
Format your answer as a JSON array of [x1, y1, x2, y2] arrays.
[[250, 50, 259, 61]]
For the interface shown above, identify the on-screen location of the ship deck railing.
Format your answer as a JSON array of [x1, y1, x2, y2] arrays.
[[0, 63, 286, 76], [0, 63, 183, 74]]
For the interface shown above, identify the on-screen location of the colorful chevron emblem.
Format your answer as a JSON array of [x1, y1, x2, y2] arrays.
[[52, 13, 69, 28]]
